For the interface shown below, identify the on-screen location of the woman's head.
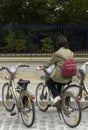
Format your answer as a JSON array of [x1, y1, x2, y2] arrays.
[[56, 35, 69, 49]]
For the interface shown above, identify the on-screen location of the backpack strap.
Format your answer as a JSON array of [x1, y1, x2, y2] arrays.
[[53, 53, 65, 60], [53, 51, 73, 70], [53, 51, 73, 60]]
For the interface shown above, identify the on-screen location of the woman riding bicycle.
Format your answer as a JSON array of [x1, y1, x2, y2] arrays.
[[39, 35, 74, 106]]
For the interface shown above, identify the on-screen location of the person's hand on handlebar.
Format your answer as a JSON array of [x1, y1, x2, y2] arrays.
[[36, 66, 44, 70]]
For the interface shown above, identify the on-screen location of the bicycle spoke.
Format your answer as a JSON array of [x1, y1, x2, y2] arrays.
[[61, 92, 81, 128], [2, 83, 15, 111], [36, 83, 49, 111], [21, 92, 35, 127]]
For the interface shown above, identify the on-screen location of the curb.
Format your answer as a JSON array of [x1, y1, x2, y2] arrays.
[[0, 57, 88, 63]]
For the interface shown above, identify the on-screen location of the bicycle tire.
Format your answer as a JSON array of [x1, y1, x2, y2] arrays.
[[36, 83, 50, 112], [21, 90, 35, 127], [63, 84, 88, 110], [63, 84, 81, 98], [77, 83, 88, 111], [60, 91, 81, 128], [2, 83, 15, 111]]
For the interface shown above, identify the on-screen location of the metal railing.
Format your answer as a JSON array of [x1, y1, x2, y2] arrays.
[[0, 24, 88, 56]]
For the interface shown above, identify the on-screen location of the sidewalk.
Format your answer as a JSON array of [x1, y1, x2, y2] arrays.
[[0, 105, 88, 130], [0, 81, 88, 130], [0, 57, 88, 130]]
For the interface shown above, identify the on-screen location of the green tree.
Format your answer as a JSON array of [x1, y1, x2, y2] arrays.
[[0, 0, 49, 24], [53, 0, 88, 24], [4, 31, 27, 52], [41, 37, 55, 53], [0, 0, 87, 24], [4, 31, 15, 52]]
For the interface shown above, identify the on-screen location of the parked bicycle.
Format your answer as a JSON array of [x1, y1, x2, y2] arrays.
[[0, 64, 35, 127], [73, 62, 88, 110], [35, 66, 82, 128]]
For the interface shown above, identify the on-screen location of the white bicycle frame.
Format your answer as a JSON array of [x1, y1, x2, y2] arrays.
[[1, 64, 30, 110]]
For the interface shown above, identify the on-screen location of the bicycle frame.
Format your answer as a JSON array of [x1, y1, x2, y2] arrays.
[[36, 68, 71, 106], [77, 62, 88, 98], [36, 68, 82, 127], [1, 64, 36, 127], [0, 64, 30, 112]]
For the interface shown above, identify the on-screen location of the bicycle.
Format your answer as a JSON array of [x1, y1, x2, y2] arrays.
[[35, 66, 82, 128], [0, 64, 35, 127], [72, 62, 88, 110]]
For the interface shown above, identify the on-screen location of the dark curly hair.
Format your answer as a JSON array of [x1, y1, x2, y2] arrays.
[[56, 35, 69, 49]]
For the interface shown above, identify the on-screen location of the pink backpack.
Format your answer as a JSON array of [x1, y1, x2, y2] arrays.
[[54, 52, 77, 77]]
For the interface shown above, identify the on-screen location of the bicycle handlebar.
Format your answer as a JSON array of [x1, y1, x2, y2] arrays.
[[0, 66, 7, 71], [0, 64, 30, 75], [36, 66, 51, 76], [17, 64, 30, 68]]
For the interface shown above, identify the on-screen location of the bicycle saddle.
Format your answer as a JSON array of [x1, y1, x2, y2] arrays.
[[17, 79, 30, 86]]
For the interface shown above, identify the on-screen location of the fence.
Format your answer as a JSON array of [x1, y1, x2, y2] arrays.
[[0, 24, 88, 56]]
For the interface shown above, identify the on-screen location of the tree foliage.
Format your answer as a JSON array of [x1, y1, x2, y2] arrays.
[[0, 0, 87, 24], [0, 0, 87, 53], [4, 31, 27, 52], [41, 37, 55, 53]]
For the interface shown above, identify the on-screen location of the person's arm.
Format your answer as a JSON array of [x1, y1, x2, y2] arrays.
[[44, 53, 59, 68]]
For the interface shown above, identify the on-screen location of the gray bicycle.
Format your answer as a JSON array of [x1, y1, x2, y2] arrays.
[[72, 62, 88, 110], [36, 66, 82, 128], [0, 64, 35, 127]]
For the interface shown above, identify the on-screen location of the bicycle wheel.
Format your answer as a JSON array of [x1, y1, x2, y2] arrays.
[[2, 83, 15, 111], [63, 84, 81, 99], [21, 91, 35, 127], [36, 83, 50, 112], [63, 84, 88, 110], [61, 91, 81, 128]]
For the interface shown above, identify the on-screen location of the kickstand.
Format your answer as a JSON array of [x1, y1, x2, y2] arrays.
[[57, 108, 62, 120], [15, 105, 20, 119], [17, 111, 20, 119]]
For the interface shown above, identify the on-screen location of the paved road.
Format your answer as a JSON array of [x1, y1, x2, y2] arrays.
[[0, 61, 88, 130], [0, 81, 88, 130], [0, 105, 88, 130]]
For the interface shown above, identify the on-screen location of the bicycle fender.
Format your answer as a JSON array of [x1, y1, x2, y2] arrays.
[[21, 90, 35, 100]]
